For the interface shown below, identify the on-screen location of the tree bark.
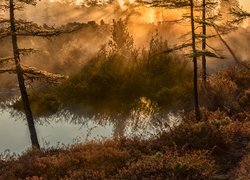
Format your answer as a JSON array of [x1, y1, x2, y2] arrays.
[[9, 0, 40, 149], [202, 0, 207, 87], [190, 0, 201, 121]]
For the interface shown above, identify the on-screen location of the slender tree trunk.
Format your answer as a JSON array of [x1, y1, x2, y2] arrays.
[[202, 0, 207, 87], [214, 25, 250, 70], [190, 0, 201, 121], [9, 0, 40, 149]]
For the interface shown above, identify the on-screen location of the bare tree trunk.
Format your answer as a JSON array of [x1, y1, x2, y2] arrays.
[[190, 0, 201, 121], [9, 0, 40, 149], [202, 0, 207, 87]]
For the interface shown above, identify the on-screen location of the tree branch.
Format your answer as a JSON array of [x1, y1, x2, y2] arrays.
[[0, 66, 68, 83], [213, 25, 250, 70]]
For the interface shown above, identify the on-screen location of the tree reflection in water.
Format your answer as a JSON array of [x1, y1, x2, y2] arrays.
[[0, 97, 182, 154]]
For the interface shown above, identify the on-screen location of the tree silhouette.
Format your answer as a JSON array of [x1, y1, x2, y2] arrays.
[[190, 0, 200, 120], [202, 0, 207, 87], [0, 0, 82, 149], [139, 0, 202, 120], [138, 0, 244, 120], [110, 19, 134, 56]]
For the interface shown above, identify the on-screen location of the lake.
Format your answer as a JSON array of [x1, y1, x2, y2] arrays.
[[0, 95, 178, 155], [0, 105, 113, 155]]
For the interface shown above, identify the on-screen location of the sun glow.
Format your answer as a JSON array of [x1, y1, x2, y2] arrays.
[[142, 8, 156, 23], [239, 0, 250, 11], [45, 0, 250, 25]]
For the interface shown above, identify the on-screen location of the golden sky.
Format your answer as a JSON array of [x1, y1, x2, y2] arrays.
[[48, 0, 250, 11]]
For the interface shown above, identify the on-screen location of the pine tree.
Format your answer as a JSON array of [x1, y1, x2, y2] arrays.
[[139, 0, 202, 120], [0, 0, 82, 149], [138, 0, 240, 120]]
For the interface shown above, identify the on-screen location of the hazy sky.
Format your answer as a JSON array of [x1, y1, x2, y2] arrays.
[[46, 0, 250, 11], [239, 0, 250, 10], [49, 0, 250, 10]]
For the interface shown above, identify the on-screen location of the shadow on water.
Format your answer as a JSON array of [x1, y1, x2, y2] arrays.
[[0, 94, 182, 155]]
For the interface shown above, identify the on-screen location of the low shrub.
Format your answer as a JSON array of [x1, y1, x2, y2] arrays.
[[235, 151, 250, 179], [118, 150, 215, 179], [200, 67, 250, 112], [0, 139, 215, 179]]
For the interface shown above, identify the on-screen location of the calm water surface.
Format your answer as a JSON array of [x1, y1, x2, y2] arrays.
[[0, 106, 113, 155], [0, 90, 180, 155]]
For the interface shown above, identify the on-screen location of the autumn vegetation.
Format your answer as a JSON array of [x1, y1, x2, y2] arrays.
[[0, 0, 250, 179]]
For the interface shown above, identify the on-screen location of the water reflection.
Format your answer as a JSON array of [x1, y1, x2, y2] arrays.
[[0, 105, 113, 155], [0, 97, 181, 155]]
